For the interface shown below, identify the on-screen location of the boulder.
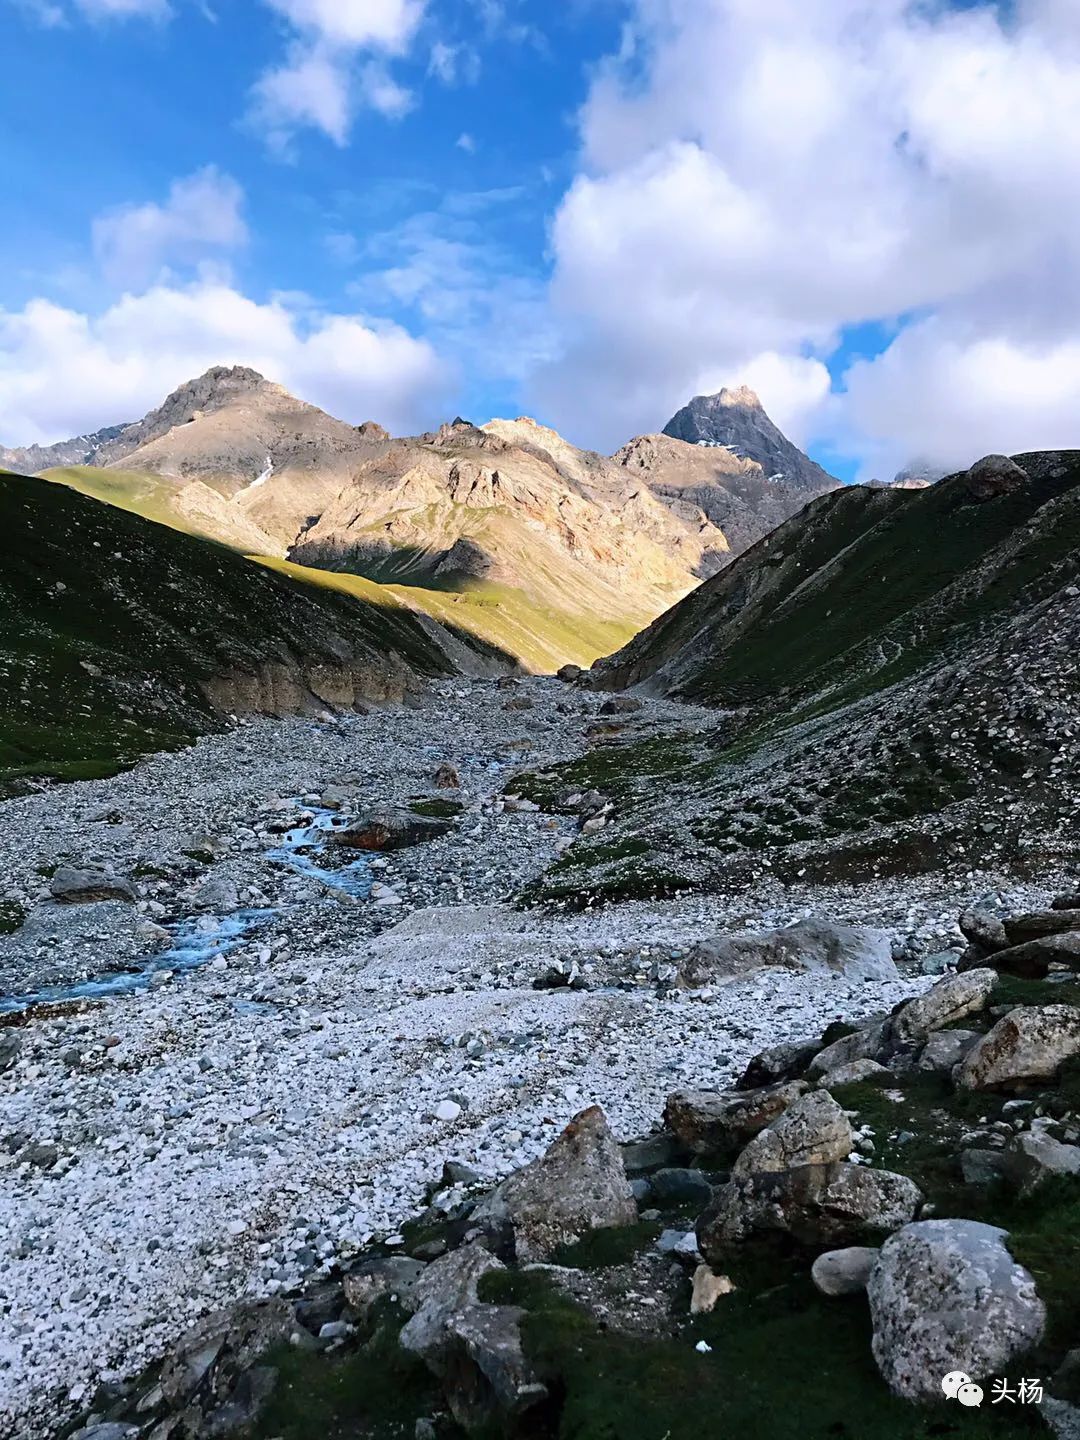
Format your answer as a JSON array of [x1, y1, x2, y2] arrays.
[[892, 969, 997, 1044], [980, 933, 1080, 979], [664, 1082, 807, 1156], [917, 1029, 980, 1074], [956, 1005, 1080, 1090], [399, 1245, 504, 1369], [0, 1032, 22, 1073], [434, 763, 461, 789], [738, 1038, 822, 1089], [959, 909, 1009, 954], [556, 664, 583, 683], [1004, 1131, 1080, 1195], [867, 1219, 1045, 1401], [808, 1021, 890, 1077], [811, 1247, 879, 1297], [698, 1163, 922, 1255], [963, 454, 1029, 502], [731, 1092, 853, 1178], [342, 1257, 427, 1317], [399, 1246, 546, 1428], [682, 920, 898, 988], [649, 1168, 714, 1206], [444, 1305, 548, 1425], [470, 1106, 637, 1262], [817, 1059, 890, 1088], [960, 1148, 1011, 1187], [598, 696, 642, 714], [1004, 910, 1080, 947], [331, 809, 454, 851], [1053, 893, 1080, 912], [50, 867, 137, 904]]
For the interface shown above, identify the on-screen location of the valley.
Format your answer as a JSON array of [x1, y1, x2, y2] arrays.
[[2, 403, 1079, 1440]]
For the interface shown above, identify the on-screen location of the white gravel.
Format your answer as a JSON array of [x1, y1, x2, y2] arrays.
[[0, 677, 1062, 1437]]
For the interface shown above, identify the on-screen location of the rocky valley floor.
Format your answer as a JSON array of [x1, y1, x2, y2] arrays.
[[0, 678, 1075, 1439]]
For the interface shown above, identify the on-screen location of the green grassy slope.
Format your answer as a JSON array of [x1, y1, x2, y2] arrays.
[[519, 453, 1080, 903], [260, 558, 639, 674], [0, 471, 496, 790]]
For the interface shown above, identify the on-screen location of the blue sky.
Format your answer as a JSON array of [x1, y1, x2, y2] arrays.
[[2, 0, 1080, 484]]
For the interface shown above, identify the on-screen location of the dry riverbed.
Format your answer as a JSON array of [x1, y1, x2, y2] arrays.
[[0, 677, 1062, 1437]]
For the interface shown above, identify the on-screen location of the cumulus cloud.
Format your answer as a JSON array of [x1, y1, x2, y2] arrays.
[[530, 0, 1080, 466], [252, 0, 424, 146], [92, 167, 247, 290], [0, 281, 452, 446]]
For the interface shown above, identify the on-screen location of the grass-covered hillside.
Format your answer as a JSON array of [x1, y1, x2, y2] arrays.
[[0, 471, 502, 791], [519, 452, 1080, 905]]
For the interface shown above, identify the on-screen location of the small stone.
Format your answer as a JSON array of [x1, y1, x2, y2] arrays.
[[434, 1100, 462, 1123], [690, 1264, 735, 1314]]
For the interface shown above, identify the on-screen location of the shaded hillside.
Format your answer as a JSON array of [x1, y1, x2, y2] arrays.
[[519, 452, 1080, 904], [0, 472, 504, 790]]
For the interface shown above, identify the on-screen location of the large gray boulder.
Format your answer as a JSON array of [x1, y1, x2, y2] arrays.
[[738, 1037, 822, 1088], [964, 454, 1029, 502], [681, 919, 898, 987], [471, 1106, 636, 1262], [50, 867, 137, 904], [808, 1021, 891, 1077], [1004, 1131, 1080, 1195], [917, 1029, 980, 1074], [957, 1005, 1080, 1090], [976, 933, 1080, 979], [398, 1244, 546, 1429], [698, 1163, 922, 1255], [892, 970, 996, 1043], [331, 808, 454, 851], [664, 1082, 807, 1155], [731, 1092, 852, 1177], [868, 1220, 1045, 1400], [1005, 909, 1080, 946]]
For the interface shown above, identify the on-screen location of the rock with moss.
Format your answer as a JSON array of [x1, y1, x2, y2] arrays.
[[957, 1004, 1080, 1090], [663, 1082, 808, 1156], [731, 1091, 852, 1177], [868, 1219, 1046, 1401], [698, 1162, 922, 1254], [330, 809, 454, 851], [817, 1058, 890, 1087], [892, 969, 997, 1043], [471, 1106, 637, 1263]]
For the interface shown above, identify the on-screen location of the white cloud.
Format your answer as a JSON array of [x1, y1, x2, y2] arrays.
[[0, 281, 452, 446], [530, 0, 1080, 465], [92, 167, 247, 289], [265, 0, 423, 51], [456, 131, 476, 153], [252, 0, 424, 146], [428, 40, 480, 85]]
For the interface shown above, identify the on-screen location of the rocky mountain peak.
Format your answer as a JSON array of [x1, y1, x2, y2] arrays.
[[662, 386, 840, 495], [717, 384, 763, 410]]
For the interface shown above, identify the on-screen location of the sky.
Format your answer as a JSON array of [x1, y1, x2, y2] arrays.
[[2, 0, 1080, 483]]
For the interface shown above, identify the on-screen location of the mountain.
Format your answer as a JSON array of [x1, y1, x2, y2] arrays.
[[521, 450, 1080, 904], [662, 385, 840, 495], [3, 368, 839, 671], [0, 469, 503, 792], [0, 422, 131, 475]]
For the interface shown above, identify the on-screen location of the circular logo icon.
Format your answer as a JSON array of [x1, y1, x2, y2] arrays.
[[942, 1372, 972, 1399], [957, 1382, 985, 1408]]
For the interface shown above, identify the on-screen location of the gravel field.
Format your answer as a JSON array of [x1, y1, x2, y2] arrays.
[[0, 678, 1063, 1437]]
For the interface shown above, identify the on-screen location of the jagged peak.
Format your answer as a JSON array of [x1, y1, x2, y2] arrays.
[[715, 384, 763, 409]]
